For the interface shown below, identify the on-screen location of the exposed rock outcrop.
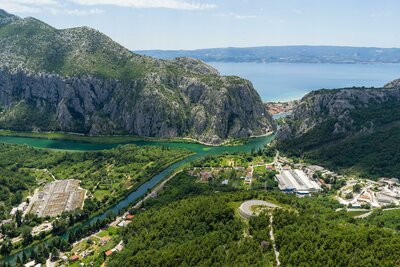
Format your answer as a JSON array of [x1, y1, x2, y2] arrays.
[[277, 87, 400, 141]]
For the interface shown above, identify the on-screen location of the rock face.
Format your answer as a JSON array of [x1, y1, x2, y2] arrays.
[[384, 78, 400, 89], [277, 86, 400, 141], [0, 10, 275, 144]]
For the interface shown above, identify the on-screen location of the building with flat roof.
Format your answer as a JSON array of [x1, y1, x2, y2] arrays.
[[276, 169, 322, 194]]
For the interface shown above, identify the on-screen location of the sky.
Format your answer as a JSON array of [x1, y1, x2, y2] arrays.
[[1, 0, 400, 50]]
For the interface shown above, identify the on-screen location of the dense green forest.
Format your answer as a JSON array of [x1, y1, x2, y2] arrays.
[[279, 125, 400, 178], [106, 171, 400, 267], [109, 193, 276, 267], [273, 199, 400, 266]]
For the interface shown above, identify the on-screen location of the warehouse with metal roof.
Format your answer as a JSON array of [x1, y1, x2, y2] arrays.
[[276, 169, 322, 194]]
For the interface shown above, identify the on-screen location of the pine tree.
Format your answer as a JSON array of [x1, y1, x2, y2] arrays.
[[22, 250, 28, 263], [15, 210, 22, 228]]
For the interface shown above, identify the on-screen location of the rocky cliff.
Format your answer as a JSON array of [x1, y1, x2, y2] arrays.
[[277, 86, 400, 142], [277, 81, 400, 150], [384, 78, 400, 89], [276, 80, 400, 177], [0, 10, 275, 144]]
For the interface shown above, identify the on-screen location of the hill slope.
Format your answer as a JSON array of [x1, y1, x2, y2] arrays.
[[277, 82, 400, 177], [0, 10, 274, 144]]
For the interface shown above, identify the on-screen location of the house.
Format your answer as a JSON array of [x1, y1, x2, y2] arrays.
[[114, 241, 124, 252], [117, 220, 131, 227], [24, 261, 36, 267], [9, 208, 18, 216], [100, 236, 111, 245], [0, 219, 12, 226], [126, 214, 135, 220], [105, 250, 113, 256], [70, 255, 79, 261], [200, 171, 212, 181]]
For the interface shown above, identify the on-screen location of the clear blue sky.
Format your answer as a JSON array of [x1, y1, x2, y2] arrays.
[[2, 0, 400, 50]]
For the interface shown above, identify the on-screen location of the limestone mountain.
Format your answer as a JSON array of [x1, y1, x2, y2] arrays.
[[0, 10, 275, 144], [277, 81, 400, 177]]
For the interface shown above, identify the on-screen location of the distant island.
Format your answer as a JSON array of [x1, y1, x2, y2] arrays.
[[136, 45, 400, 64]]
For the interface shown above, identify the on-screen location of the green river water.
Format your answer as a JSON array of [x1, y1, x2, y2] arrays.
[[0, 134, 274, 264]]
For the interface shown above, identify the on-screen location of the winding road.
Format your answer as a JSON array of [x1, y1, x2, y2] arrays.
[[238, 200, 281, 267]]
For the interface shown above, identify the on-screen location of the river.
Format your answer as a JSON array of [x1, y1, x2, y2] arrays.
[[0, 134, 274, 264]]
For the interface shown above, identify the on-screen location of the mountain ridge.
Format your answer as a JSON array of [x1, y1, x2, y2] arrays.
[[136, 45, 400, 64], [0, 10, 275, 144]]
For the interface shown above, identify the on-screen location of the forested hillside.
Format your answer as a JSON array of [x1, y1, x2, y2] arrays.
[[109, 195, 275, 267], [106, 172, 400, 267], [277, 85, 400, 177]]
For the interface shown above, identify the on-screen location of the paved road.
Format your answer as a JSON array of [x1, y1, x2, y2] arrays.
[[355, 207, 400, 219], [238, 199, 282, 266], [239, 200, 280, 219]]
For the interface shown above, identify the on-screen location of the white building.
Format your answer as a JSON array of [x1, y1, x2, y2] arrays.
[[276, 169, 322, 195]]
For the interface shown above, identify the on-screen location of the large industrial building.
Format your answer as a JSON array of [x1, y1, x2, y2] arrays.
[[276, 169, 322, 195]]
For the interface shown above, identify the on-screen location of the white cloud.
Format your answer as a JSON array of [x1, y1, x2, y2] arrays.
[[369, 12, 391, 19], [215, 12, 261, 20], [11, 0, 58, 5], [69, 0, 216, 10], [1, 0, 214, 16], [291, 9, 302, 14], [0, 2, 42, 13], [0, 0, 104, 16], [50, 7, 104, 16]]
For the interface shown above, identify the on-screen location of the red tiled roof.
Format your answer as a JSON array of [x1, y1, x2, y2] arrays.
[[126, 214, 135, 219], [105, 250, 113, 256], [70, 255, 79, 261]]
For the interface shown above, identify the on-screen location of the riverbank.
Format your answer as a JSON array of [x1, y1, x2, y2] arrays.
[[0, 130, 254, 147], [0, 130, 199, 145]]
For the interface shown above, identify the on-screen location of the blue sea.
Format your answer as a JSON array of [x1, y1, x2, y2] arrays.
[[207, 62, 400, 102]]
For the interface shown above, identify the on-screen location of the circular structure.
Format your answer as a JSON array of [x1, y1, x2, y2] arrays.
[[239, 200, 280, 219]]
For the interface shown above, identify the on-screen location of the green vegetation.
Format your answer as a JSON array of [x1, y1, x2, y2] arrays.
[[0, 15, 154, 80], [299, 126, 400, 178], [187, 147, 277, 190], [110, 195, 276, 267], [364, 209, 400, 230], [191, 147, 275, 168], [0, 143, 190, 217], [273, 198, 400, 266], [0, 142, 191, 260], [278, 97, 400, 178], [104, 167, 400, 267]]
